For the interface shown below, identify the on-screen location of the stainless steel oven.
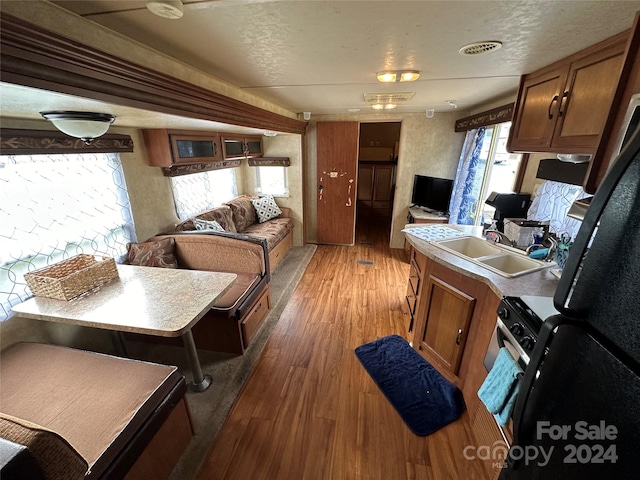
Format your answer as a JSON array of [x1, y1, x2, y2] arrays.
[[484, 295, 559, 372]]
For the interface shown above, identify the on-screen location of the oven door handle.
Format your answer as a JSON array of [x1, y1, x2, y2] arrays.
[[496, 326, 513, 348], [496, 327, 525, 377]]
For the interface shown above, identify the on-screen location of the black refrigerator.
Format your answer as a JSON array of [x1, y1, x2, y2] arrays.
[[500, 126, 640, 479]]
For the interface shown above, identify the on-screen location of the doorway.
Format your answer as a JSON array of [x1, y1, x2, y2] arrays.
[[356, 122, 401, 237]]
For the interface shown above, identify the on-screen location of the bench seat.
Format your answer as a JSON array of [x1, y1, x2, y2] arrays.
[[0, 343, 193, 479]]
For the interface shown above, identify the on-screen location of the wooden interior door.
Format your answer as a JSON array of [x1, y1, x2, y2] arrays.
[[316, 121, 359, 245]]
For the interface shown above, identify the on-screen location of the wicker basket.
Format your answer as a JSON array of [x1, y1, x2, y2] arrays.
[[24, 254, 119, 301]]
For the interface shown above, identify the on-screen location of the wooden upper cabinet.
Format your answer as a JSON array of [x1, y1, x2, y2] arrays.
[[508, 32, 627, 155], [508, 65, 569, 151], [585, 12, 640, 193], [221, 134, 263, 160], [143, 129, 221, 167]]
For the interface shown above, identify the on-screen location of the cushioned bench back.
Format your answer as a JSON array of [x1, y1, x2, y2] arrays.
[[152, 233, 267, 276]]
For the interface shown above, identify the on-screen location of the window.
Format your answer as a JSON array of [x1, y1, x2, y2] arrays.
[[479, 122, 524, 225], [170, 168, 238, 220], [450, 122, 523, 226], [254, 166, 288, 197], [0, 153, 135, 321]]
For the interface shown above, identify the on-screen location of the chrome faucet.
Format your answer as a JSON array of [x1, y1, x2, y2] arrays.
[[484, 229, 517, 247]]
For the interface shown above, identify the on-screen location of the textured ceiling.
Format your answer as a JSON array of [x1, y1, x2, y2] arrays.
[[48, 0, 640, 116], [3, 0, 640, 129]]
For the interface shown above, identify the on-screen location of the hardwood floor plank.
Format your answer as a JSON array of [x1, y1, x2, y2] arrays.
[[197, 211, 487, 480]]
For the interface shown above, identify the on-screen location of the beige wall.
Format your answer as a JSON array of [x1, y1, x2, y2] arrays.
[[304, 112, 468, 248]]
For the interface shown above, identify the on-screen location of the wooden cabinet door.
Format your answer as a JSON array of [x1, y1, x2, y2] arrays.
[[170, 134, 221, 165], [551, 41, 626, 151], [244, 136, 263, 158], [372, 164, 394, 203], [316, 121, 359, 245], [417, 275, 475, 375], [357, 165, 374, 201], [508, 65, 568, 152]]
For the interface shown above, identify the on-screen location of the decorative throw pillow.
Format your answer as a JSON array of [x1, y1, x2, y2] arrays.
[[194, 218, 225, 232], [251, 195, 282, 223], [126, 237, 178, 268], [225, 195, 258, 232]]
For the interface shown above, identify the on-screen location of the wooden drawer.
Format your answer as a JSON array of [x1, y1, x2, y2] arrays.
[[410, 248, 427, 275], [269, 230, 293, 271], [241, 285, 272, 347], [408, 261, 421, 295]]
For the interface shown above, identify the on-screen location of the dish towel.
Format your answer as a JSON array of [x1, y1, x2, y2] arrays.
[[478, 347, 523, 426]]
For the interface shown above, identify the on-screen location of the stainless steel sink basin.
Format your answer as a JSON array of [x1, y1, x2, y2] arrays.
[[432, 236, 553, 278]]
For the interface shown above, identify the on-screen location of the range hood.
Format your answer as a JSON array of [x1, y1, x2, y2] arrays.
[[567, 196, 594, 221]]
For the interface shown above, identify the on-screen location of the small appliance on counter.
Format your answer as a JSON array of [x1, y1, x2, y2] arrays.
[[485, 192, 531, 232]]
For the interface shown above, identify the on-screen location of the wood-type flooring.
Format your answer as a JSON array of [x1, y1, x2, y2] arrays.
[[197, 212, 488, 480]]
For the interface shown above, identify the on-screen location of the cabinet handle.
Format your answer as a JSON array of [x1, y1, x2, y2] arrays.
[[455, 328, 463, 345], [548, 94, 559, 119], [558, 91, 569, 117]]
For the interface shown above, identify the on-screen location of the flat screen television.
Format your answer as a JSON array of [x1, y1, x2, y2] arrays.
[[411, 174, 454, 214]]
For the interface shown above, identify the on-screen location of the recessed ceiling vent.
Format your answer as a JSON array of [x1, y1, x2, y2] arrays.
[[459, 41, 503, 55], [363, 92, 415, 103]]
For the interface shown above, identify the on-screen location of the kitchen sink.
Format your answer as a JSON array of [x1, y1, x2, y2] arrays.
[[432, 236, 502, 258], [432, 236, 553, 278]]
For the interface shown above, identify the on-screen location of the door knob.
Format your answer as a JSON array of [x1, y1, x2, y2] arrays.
[[455, 328, 463, 345]]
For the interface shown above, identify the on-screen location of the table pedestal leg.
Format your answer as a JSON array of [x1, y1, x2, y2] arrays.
[[182, 330, 212, 392]]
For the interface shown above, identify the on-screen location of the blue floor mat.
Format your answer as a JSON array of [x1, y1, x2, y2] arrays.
[[355, 335, 466, 436]]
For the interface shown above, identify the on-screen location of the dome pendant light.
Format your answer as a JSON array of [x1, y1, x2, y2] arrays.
[[40, 111, 116, 145]]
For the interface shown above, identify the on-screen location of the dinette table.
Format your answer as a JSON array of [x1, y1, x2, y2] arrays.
[[12, 264, 236, 392]]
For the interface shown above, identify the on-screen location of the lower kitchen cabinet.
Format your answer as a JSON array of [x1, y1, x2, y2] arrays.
[[416, 275, 475, 375], [409, 249, 500, 390]]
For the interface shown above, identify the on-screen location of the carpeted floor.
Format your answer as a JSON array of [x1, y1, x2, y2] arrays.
[[124, 244, 317, 480]]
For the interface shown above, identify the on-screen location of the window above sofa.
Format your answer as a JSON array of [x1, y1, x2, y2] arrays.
[[170, 168, 238, 220], [254, 166, 288, 197]]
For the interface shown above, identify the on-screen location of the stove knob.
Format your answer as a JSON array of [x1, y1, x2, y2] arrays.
[[498, 307, 509, 320], [521, 336, 535, 350], [510, 323, 524, 336]]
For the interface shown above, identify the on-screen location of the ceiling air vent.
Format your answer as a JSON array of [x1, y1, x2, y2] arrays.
[[363, 92, 415, 103], [459, 41, 503, 55]]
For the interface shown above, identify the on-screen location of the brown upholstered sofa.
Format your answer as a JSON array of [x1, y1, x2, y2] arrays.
[[0, 342, 193, 480], [173, 195, 294, 272]]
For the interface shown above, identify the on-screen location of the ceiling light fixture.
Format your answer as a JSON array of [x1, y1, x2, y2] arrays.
[[376, 70, 421, 83], [371, 103, 397, 110], [146, 1, 184, 19], [263, 130, 277, 137], [40, 111, 116, 145]]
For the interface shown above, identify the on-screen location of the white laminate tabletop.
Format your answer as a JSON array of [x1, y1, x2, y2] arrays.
[[11, 264, 236, 337]]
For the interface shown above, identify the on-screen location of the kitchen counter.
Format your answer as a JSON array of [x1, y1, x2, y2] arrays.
[[403, 224, 558, 299]]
